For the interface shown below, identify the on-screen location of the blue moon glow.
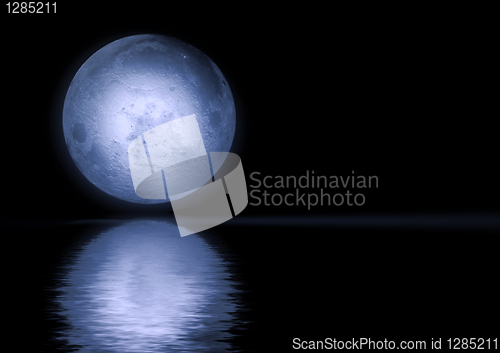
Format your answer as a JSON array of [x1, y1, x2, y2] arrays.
[[62, 34, 236, 204]]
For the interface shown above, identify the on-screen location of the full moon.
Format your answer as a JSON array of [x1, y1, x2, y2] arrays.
[[62, 34, 236, 204]]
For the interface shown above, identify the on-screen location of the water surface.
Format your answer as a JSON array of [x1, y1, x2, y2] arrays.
[[49, 218, 241, 352]]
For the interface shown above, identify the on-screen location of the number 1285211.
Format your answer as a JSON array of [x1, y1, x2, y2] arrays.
[[6, 2, 56, 13]]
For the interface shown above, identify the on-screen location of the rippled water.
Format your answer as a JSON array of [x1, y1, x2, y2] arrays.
[[49, 219, 241, 352]]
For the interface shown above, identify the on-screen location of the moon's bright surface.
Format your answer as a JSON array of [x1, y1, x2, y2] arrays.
[[62, 34, 236, 204]]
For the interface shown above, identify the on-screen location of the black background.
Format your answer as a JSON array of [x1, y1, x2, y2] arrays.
[[1, 4, 498, 218], [2, 4, 498, 352]]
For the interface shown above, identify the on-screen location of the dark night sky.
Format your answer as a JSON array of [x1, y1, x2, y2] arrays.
[[1, 5, 498, 219], [1, 6, 498, 352]]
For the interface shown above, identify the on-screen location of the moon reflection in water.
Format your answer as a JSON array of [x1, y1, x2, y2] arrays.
[[51, 219, 240, 352]]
